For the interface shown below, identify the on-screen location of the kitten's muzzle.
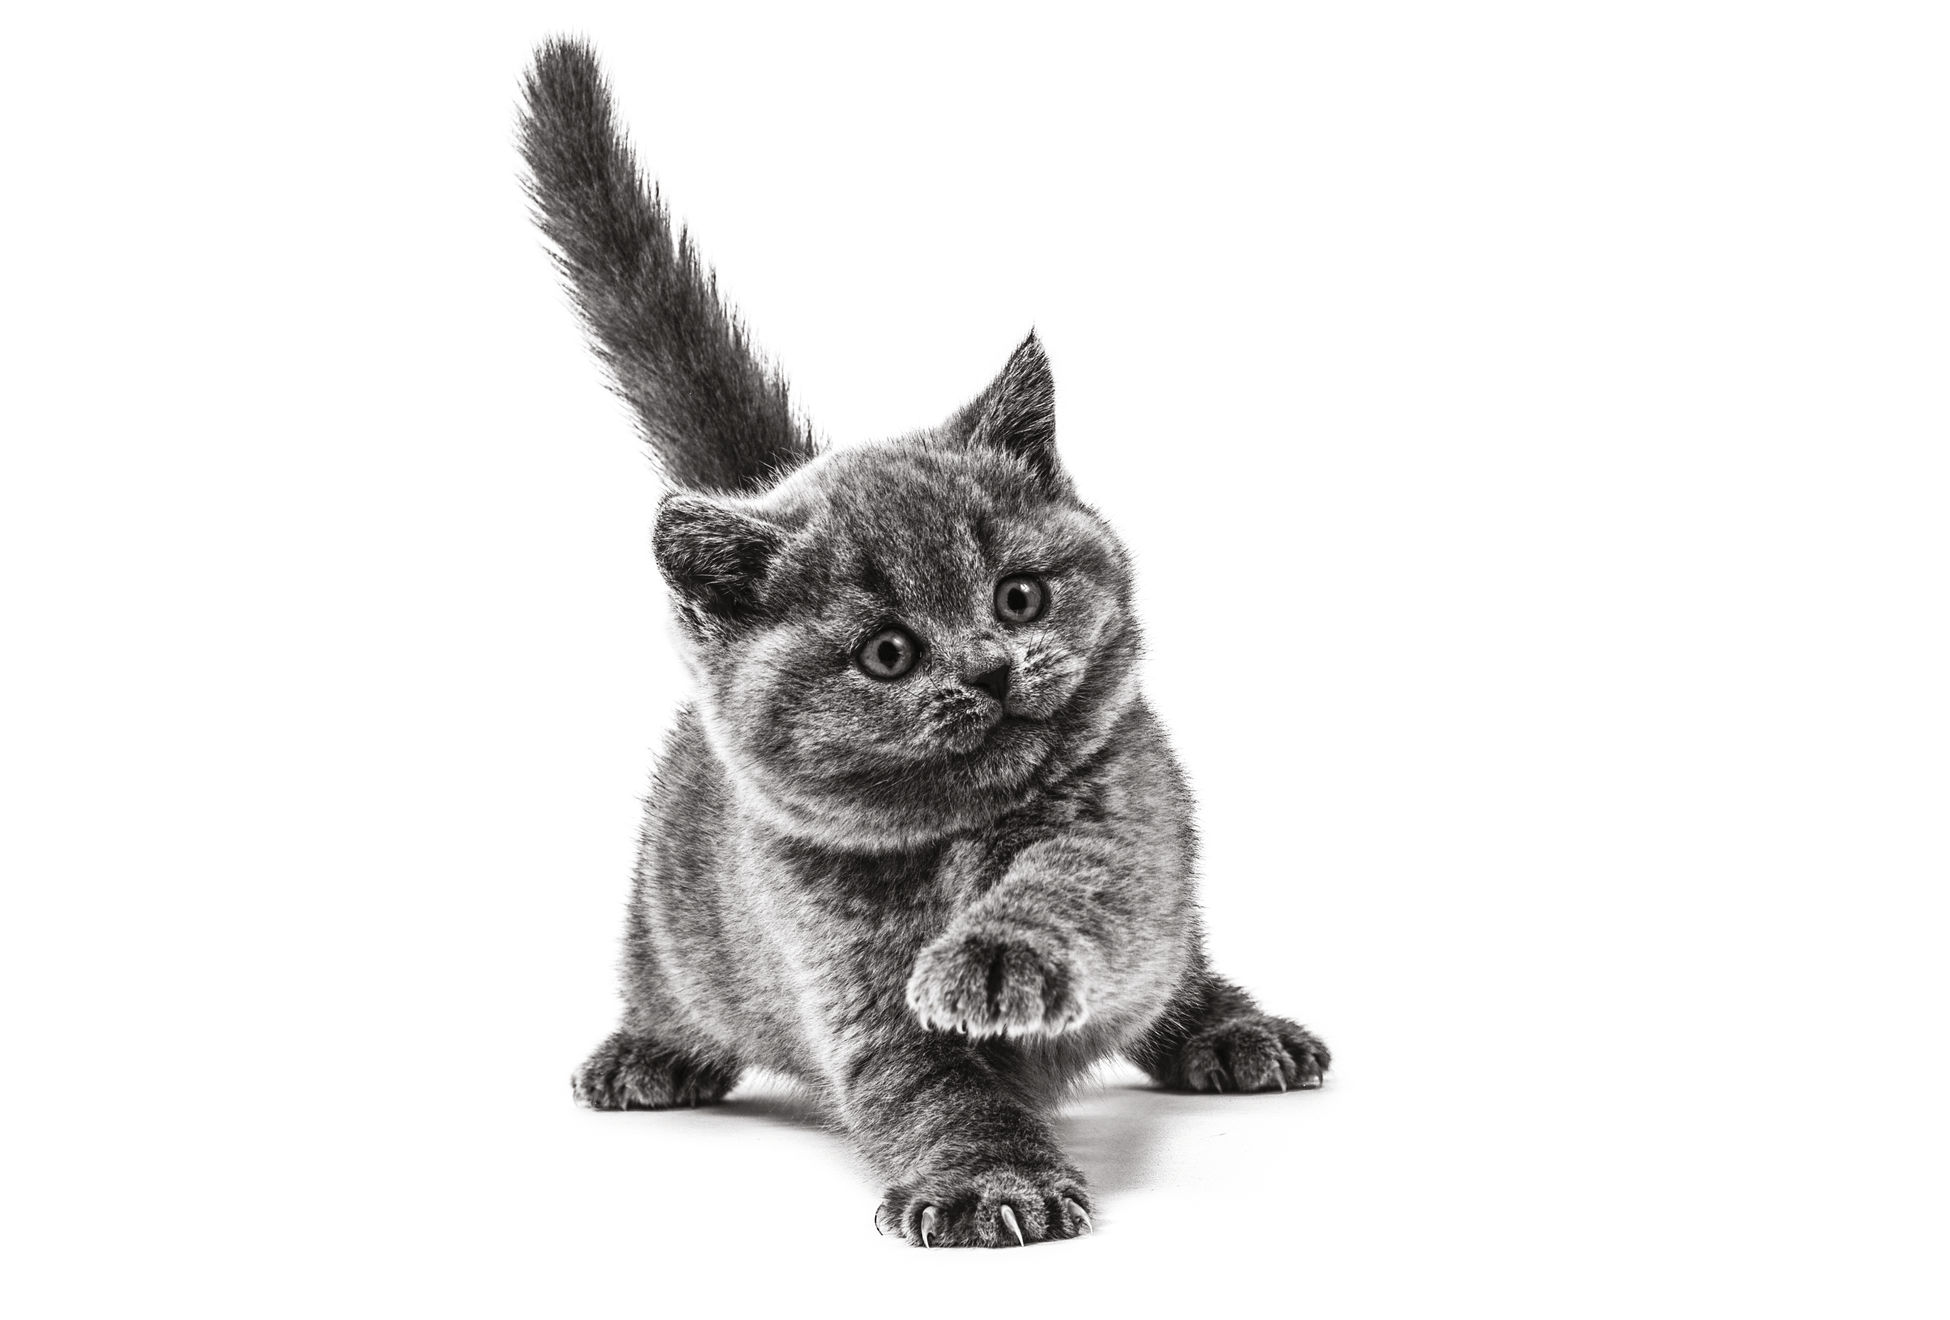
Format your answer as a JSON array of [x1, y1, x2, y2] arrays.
[[964, 659, 1012, 704]]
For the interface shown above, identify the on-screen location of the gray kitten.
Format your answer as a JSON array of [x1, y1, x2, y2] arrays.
[[520, 38, 1330, 1248]]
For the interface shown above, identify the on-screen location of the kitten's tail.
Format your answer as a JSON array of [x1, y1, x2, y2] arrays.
[[519, 37, 815, 493]]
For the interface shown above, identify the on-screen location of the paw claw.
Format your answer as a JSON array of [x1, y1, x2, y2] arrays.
[[883, 1169, 1089, 1247], [1176, 1014, 1329, 1095], [999, 1204, 1024, 1247]]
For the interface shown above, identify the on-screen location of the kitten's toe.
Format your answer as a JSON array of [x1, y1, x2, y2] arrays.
[[1178, 1014, 1330, 1094], [905, 925, 1088, 1039], [571, 1031, 741, 1110], [1277, 1020, 1331, 1088], [876, 1166, 1093, 1247]]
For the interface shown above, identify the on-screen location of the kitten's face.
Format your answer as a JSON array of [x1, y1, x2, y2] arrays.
[[667, 442, 1142, 850]]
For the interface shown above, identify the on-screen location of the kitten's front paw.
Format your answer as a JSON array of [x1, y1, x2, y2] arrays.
[[1178, 1014, 1330, 1093], [875, 1165, 1093, 1248], [906, 924, 1088, 1038]]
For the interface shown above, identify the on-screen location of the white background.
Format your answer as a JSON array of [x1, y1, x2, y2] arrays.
[[4, 2, 1946, 1315]]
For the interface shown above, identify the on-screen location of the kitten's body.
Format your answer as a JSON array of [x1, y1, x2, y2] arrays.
[[613, 695, 1189, 1105], [522, 39, 1329, 1246]]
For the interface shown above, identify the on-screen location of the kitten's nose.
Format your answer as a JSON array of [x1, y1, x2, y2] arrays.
[[964, 659, 1012, 704]]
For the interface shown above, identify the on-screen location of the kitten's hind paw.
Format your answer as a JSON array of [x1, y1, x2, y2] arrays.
[[572, 1031, 741, 1110], [1177, 1014, 1330, 1093], [875, 1166, 1093, 1248], [906, 922, 1089, 1039]]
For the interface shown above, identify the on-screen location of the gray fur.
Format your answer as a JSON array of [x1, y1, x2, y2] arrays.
[[522, 37, 1330, 1247], [520, 38, 814, 493]]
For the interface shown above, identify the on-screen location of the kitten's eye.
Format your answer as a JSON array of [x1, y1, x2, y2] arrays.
[[855, 626, 920, 680], [994, 574, 1047, 624]]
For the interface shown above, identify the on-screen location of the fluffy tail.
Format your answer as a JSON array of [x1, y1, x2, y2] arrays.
[[519, 37, 815, 493]]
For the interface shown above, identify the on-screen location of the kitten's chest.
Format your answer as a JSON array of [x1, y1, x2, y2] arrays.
[[772, 837, 996, 949], [763, 784, 1098, 953]]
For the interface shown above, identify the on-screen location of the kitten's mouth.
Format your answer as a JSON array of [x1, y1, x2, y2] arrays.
[[935, 704, 1045, 760]]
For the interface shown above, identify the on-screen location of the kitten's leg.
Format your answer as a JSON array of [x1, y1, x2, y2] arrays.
[[576, 825, 744, 1109], [905, 833, 1192, 1041], [1125, 970, 1331, 1093], [846, 1033, 1093, 1247], [870, 833, 1193, 1246], [572, 1029, 743, 1110]]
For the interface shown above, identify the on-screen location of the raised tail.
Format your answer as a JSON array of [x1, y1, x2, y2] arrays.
[[519, 37, 815, 493]]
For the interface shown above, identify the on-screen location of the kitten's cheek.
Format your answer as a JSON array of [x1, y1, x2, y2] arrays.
[[1011, 662, 1085, 721]]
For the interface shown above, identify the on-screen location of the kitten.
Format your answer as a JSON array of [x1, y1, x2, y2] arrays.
[[520, 37, 1330, 1248]]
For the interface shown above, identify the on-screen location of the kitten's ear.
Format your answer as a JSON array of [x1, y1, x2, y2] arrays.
[[653, 493, 784, 622], [958, 331, 1070, 494]]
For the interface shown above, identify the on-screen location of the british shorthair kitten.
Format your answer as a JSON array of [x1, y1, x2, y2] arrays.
[[520, 37, 1329, 1248]]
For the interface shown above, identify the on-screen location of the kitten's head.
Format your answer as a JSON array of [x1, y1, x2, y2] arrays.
[[654, 335, 1143, 849]]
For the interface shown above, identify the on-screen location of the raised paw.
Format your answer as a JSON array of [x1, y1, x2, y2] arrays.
[[875, 1164, 1094, 1248], [906, 923, 1088, 1038], [1178, 1014, 1330, 1093], [571, 1031, 741, 1110]]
